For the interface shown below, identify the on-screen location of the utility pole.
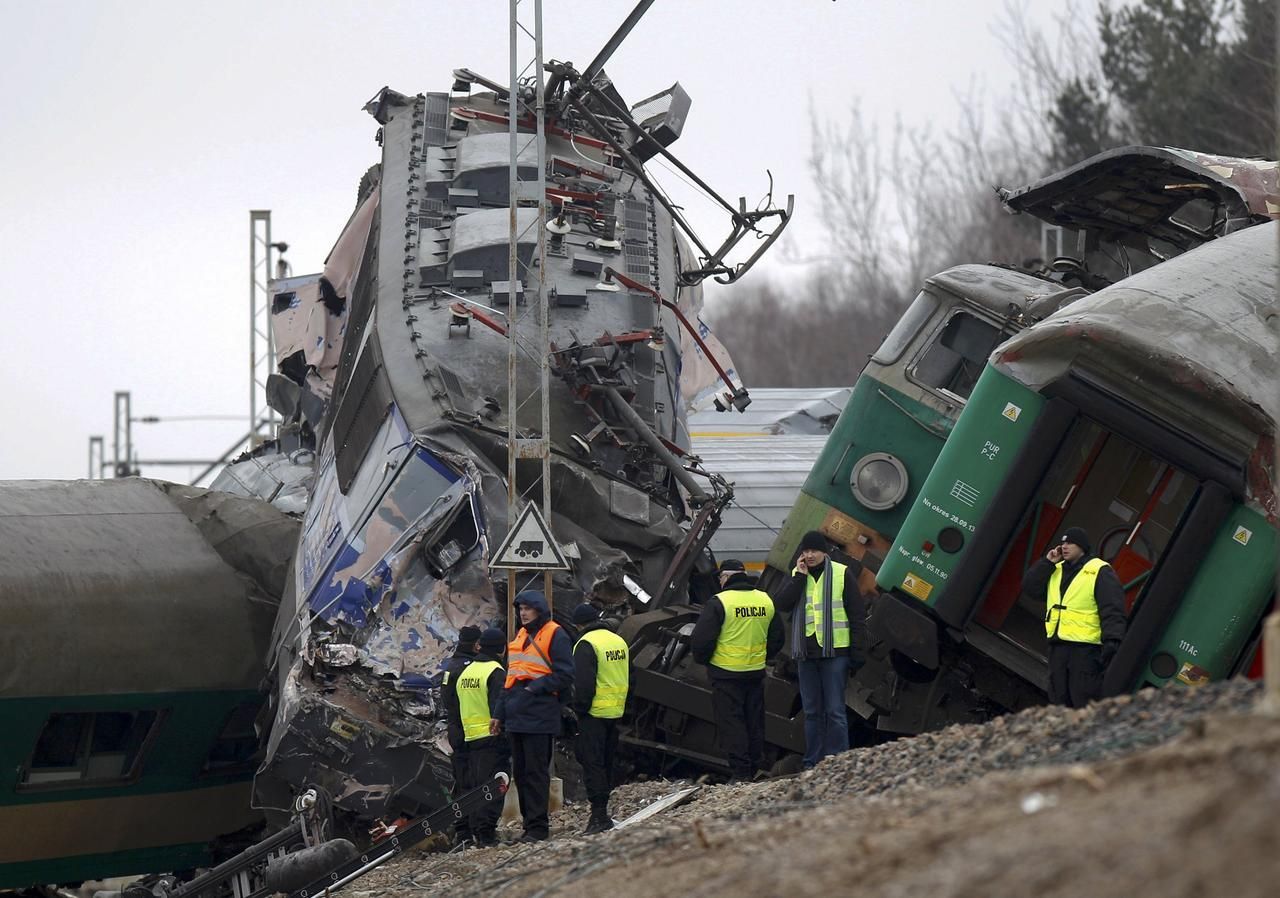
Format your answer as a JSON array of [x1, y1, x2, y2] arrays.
[[506, 0, 553, 632], [250, 210, 286, 448]]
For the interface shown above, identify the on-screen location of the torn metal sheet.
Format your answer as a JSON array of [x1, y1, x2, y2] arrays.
[[612, 785, 700, 829], [999, 146, 1280, 286]]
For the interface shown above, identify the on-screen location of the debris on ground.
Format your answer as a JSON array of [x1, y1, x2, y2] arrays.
[[352, 680, 1277, 897]]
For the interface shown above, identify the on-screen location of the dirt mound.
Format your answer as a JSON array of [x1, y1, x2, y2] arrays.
[[354, 680, 1278, 897]]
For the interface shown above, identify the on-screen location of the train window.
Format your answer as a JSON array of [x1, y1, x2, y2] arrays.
[[22, 710, 160, 787], [202, 700, 262, 774], [908, 311, 1003, 400], [871, 291, 938, 365]]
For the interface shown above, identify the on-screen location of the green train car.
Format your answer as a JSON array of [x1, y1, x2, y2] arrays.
[[0, 479, 294, 888], [763, 265, 1083, 592], [859, 219, 1277, 734]]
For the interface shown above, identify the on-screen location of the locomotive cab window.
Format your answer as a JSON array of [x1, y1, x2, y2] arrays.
[[871, 290, 939, 366], [908, 310, 1005, 401], [22, 710, 161, 788]]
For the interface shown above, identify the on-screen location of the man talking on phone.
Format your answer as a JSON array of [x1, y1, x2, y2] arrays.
[[1022, 527, 1127, 707]]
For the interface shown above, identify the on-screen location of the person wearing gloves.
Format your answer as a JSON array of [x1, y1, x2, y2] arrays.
[[1022, 526, 1127, 708], [690, 559, 783, 782], [570, 602, 630, 834], [773, 531, 867, 770], [444, 627, 510, 846], [440, 625, 481, 845], [495, 590, 574, 843]]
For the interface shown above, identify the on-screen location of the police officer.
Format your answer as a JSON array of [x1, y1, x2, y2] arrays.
[[440, 625, 481, 844], [690, 559, 783, 782], [571, 603, 630, 834], [443, 628, 509, 846], [1023, 526, 1127, 707], [496, 590, 574, 843], [774, 531, 866, 770]]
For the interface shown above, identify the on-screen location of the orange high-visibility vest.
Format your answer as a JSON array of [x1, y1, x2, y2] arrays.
[[504, 621, 562, 688]]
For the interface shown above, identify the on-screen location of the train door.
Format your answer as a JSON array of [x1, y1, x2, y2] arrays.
[[969, 415, 1199, 664]]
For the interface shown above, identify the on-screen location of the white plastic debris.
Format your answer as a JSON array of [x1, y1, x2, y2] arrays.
[[1020, 791, 1058, 815]]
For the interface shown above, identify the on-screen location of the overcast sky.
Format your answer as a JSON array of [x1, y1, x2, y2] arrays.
[[0, 0, 1061, 482]]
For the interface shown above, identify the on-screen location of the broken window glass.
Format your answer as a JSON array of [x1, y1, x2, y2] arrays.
[[871, 290, 938, 366], [24, 711, 159, 786], [202, 701, 263, 774], [316, 446, 463, 623], [909, 311, 1004, 400]]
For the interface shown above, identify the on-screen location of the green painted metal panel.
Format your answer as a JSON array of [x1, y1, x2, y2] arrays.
[[1139, 506, 1277, 688], [877, 366, 1045, 606], [0, 841, 214, 890], [766, 491, 840, 572], [0, 689, 260, 805], [768, 375, 953, 569]]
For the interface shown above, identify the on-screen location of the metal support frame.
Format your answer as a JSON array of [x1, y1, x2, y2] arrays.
[[88, 435, 104, 479], [506, 0, 553, 631], [112, 391, 134, 477], [249, 210, 278, 448]]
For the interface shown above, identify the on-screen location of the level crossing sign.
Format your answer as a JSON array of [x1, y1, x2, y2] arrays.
[[489, 503, 569, 570]]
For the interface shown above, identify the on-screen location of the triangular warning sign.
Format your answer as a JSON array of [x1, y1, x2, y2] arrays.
[[489, 503, 569, 570]]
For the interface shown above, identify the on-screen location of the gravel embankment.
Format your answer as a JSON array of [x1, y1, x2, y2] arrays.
[[351, 679, 1272, 898]]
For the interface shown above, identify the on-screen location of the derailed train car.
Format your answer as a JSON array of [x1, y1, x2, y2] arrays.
[[251, 30, 791, 818], [857, 218, 1277, 734], [762, 147, 1280, 596], [0, 479, 296, 889]]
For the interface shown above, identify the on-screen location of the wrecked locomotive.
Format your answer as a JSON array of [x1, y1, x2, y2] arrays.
[[855, 217, 1278, 734], [250, 25, 791, 820], [762, 147, 1280, 595], [755, 147, 1279, 737]]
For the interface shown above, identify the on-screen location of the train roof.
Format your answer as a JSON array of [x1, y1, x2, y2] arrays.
[[691, 436, 829, 563], [687, 387, 850, 436], [994, 220, 1277, 494], [999, 146, 1280, 253], [924, 264, 1069, 317], [0, 479, 288, 699]]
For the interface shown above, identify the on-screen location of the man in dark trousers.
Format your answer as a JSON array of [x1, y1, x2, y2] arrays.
[[442, 628, 509, 846], [571, 602, 630, 834], [691, 559, 783, 782], [774, 530, 867, 770], [1023, 526, 1127, 707], [440, 625, 480, 845], [496, 590, 574, 843]]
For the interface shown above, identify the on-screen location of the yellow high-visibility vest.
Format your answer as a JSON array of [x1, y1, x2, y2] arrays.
[[796, 561, 850, 649], [710, 588, 775, 671], [1045, 557, 1107, 644], [574, 629, 630, 719], [455, 659, 502, 741]]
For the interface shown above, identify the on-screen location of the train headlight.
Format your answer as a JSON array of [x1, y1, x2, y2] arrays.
[[849, 452, 909, 510]]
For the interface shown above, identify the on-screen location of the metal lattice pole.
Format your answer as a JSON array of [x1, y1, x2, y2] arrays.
[[112, 391, 132, 477], [507, 0, 552, 628], [88, 435, 104, 479], [249, 210, 277, 448]]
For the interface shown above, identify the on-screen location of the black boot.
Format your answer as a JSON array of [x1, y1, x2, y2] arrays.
[[582, 803, 614, 835]]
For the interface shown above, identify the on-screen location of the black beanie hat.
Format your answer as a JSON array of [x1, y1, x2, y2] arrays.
[[1060, 526, 1092, 553], [799, 530, 829, 552], [718, 558, 746, 573], [572, 603, 601, 626], [478, 627, 507, 653], [457, 625, 481, 646]]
